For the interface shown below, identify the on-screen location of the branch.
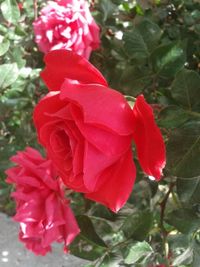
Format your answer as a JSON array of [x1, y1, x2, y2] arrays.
[[33, 0, 38, 20]]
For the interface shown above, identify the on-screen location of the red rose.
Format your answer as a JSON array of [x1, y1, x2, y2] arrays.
[[33, 0, 100, 59], [6, 147, 80, 255], [34, 50, 166, 212]]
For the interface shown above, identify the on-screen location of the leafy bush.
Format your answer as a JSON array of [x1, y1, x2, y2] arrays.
[[0, 0, 200, 266]]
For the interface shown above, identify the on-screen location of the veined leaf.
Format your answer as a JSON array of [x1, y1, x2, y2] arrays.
[[171, 69, 200, 109], [150, 41, 186, 77]]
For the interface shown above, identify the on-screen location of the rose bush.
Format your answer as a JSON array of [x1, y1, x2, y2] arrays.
[[6, 147, 80, 255], [33, 0, 100, 59], [33, 50, 165, 213], [1, 0, 200, 264]]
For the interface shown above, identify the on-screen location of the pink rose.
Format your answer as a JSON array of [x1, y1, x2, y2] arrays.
[[6, 147, 80, 255], [33, 50, 166, 213], [33, 0, 100, 59]]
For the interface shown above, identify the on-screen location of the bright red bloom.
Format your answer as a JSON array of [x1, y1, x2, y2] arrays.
[[6, 147, 80, 255], [34, 50, 166, 212], [33, 0, 100, 59]]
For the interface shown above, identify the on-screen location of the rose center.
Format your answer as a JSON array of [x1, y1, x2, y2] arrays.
[[50, 129, 71, 158]]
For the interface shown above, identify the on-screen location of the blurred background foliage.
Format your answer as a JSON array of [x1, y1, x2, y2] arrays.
[[0, 0, 200, 266]]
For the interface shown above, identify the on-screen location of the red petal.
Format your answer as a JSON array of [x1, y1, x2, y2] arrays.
[[85, 149, 136, 212], [41, 50, 108, 91], [60, 82, 134, 135], [33, 91, 64, 132], [73, 119, 132, 156], [132, 95, 166, 180], [83, 141, 118, 191]]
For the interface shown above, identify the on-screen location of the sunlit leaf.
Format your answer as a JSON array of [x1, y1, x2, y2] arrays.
[[0, 38, 10, 56], [98, 252, 121, 267], [150, 41, 186, 77], [124, 241, 153, 264], [1, 0, 20, 23], [0, 63, 19, 90]]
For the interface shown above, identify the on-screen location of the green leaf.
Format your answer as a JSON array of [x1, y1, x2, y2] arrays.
[[120, 66, 151, 95], [123, 19, 162, 59], [159, 106, 190, 129], [0, 38, 10, 56], [135, 4, 144, 16], [99, 0, 116, 22], [177, 176, 200, 204], [171, 69, 200, 109], [173, 241, 200, 267], [69, 235, 105, 261], [150, 41, 186, 77], [69, 215, 107, 260], [123, 30, 149, 59], [136, 19, 162, 50], [1, 0, 20, 24], [0, 63, 19, 90], [167, 122, 200, 179], [98, 253, 121, 267], [173, 247, 193, 266], [91, 205, 117, 222], [124, 241, 153, 264], [167, 208, 200, 234], [121, 210, 153, 241], [11, 47, 26, 68], [76, 215, 107, 248], [193, 241, 200, 267]]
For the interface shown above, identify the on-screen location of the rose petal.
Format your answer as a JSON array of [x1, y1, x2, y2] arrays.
[[41, 50, 107, 91], [86, 149, 136, 212], [62, 204, 80, 246], [33, 91, 64, 131], [60, 82, 134, 135], [83, 141, 118, 191], [72, 119, 132, 156], [132, 95, 166, 180]]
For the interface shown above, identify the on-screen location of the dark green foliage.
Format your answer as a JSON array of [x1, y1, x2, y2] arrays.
[[1, 0, 200, 266]]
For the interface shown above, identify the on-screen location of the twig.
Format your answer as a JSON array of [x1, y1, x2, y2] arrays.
[[159, 182, 176, 266], [33, 0, 38, 20]]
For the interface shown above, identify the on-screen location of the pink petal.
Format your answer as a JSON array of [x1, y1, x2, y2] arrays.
[[132, 95, 166, 180], [62, 204, 80, 246], [40, 50, 107, 91]]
